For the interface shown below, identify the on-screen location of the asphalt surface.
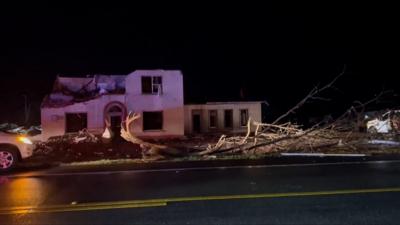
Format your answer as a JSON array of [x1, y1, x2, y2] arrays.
[[1, 159, 400, 224]]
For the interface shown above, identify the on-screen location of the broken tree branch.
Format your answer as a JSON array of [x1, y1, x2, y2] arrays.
[[240, 117, 252, 145], [271, 65, 346, 125]]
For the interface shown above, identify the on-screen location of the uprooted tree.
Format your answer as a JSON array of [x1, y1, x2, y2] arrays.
[[120, 112, 168, 160], [120, 112, 185, 159]]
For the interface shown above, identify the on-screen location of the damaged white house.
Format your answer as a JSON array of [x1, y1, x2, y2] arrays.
[[41, 70, 263, 140]]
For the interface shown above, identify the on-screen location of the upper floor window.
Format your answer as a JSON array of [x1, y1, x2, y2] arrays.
[[141, 76, 163, 95]]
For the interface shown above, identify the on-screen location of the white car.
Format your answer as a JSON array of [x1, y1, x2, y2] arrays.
[[0, 132, 34, 171]]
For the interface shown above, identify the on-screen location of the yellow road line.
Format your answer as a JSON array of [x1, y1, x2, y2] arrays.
[[2, 187, 400, 214], [165, 187, 400, 203]]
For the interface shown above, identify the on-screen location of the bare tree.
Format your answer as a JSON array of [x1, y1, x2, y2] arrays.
[[271, 65, 346, 126]]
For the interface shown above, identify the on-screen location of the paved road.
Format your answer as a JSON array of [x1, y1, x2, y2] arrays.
[[1, 160, 400, 224]]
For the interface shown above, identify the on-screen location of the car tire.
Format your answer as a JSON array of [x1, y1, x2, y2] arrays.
[[368, 127, 378, 134], [0, 147, 19, 172]]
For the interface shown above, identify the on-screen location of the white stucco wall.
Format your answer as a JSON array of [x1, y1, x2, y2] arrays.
[[41, 95, 125, 140], [184, 102, 263, 134], [125, 70, 184, 137]]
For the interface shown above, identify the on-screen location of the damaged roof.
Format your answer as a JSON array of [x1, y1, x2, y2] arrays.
[[42, 74, 126, 108]]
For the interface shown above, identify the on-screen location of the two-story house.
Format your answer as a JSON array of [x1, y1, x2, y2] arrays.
[[41, 70, 263, 140]]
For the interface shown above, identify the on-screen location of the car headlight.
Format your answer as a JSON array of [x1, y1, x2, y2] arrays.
[[18, 136, 33, 145]]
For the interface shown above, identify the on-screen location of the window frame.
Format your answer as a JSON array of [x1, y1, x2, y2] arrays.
[[65, 112, 88, 133], [141, 76, 163, 95]]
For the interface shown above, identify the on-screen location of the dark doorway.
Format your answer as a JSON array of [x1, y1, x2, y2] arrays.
[[104, 103, 125, 141], [209, 110, 218, 128], [110, 115, 122, 140], [192, 114, 201, 133], [224, 109, 233, 129]]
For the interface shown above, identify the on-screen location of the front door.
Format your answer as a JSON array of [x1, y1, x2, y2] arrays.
[[192, 114, 201, 133]]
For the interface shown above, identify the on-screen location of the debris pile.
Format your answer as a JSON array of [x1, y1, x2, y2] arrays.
[[45, 129, 99, 144], [34, 129, 141, 163]]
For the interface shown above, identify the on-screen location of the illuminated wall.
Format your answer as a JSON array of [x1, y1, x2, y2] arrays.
[[184, 102, 263, 134]]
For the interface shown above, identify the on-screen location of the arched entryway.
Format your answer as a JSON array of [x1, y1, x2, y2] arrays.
[[104, 102, 127, 139]]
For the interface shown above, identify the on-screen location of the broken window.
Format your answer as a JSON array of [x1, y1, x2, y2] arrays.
[[143, 111, 163, 131], [209, 110, 218, 128], [240, 109, 249, 126], [65, 113, 87, 133], [141, 76, 163, 95], [141, 77, 152, 94], [152, 76, 162, 94], [224, 109, 233, 128]]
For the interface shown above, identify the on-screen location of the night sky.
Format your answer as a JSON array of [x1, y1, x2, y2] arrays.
[[1, 5, 399, 125]]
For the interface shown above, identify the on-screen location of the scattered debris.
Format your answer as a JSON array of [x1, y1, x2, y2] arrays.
[[72, 129, 99, 143], [366, 110, 400, 133]]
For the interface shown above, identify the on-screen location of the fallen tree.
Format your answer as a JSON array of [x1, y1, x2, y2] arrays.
[[194, 68, 393, 157], [196, 69, 346, 156], [119, 66, 396, 159]]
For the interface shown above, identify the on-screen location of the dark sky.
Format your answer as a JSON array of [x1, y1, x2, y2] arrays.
[[0, 5, 399, 124]]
